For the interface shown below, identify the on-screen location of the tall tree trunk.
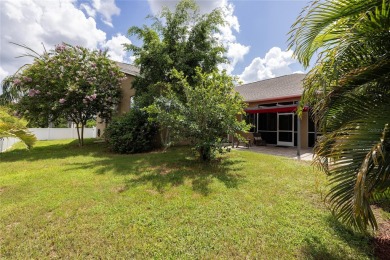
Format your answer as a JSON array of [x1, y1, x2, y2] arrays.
[[81, 123, 84, 146], [199, 145, 211, 161], [159, 127, 170, 151], [75, 123, 81, 147]]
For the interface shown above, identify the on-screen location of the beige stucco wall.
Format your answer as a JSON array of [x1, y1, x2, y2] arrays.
[[117, 75, 137, 114], [96, 74, 136, 137], [300, 110, 308, 148]]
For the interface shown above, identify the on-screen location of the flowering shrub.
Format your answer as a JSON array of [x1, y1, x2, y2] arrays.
[[8, 43, 124, 146]]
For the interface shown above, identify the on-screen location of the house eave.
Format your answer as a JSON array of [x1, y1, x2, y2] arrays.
[[243, 95, 302, 104], [244, 105, 309, 114]]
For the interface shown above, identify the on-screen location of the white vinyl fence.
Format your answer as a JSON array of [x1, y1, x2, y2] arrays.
[[0, 127, 96, 153], [29, 127, 96, 140], [0, 137, 20, 153]]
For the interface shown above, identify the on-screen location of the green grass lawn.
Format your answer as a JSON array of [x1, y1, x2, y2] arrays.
[[0, 140, 374, 259]]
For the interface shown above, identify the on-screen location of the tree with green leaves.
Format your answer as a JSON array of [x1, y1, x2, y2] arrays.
[[1, 43, 124, 146], [125, 0, 227, 107], [0, 106, 36, 150], [147, 68, 249, 161], [289, 0, 390, 231]]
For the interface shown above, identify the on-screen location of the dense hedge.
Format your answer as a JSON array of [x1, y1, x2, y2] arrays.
[[105, 109, 158, 154]]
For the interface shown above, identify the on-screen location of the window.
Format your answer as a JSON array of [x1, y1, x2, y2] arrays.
[[245, 113, 257, 132], [278, 101, 294, 106], [130, 96, 135, 109], [258, 103, 277, 108], [308, 113, 316, 133], [258, 113, 277, 131], [308, 112, 317, 147]]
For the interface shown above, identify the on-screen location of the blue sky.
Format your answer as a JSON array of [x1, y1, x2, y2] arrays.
[[0, 0, 310, 90]]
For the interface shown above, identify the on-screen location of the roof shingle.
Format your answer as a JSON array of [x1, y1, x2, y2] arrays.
[[115, 61, 140, 76], [235, 74, 306, 102]]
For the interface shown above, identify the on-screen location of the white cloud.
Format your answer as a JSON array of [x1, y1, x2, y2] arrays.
[[101, 33, 132, 63], [214, 1, 250, 74], [239, 47, 300, 83], [0, 0, 110, 87], [0, 67, 9, 91], [147, 0, 249, 74], [220, 42, 250, 74], [147, 0, 231, 15], [214, 1, 239, 43], [80, 3, 97, 18], [147, 0, 178, 14], [90, 0, 120, 27]]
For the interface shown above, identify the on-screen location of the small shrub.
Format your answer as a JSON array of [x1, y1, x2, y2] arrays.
[[105, 109, 158, 153], [85, 119, 96, 128], [146, 68, 249, 161]]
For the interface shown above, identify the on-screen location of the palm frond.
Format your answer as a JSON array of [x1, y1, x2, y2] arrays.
[[289, 0, 383, 67], [0, 107, 37, 149], [291, 0, 390, 231], [314, 94, 390, 231]]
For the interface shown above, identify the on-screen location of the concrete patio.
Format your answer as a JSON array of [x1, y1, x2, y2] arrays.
[[234, 144, 314, 161]]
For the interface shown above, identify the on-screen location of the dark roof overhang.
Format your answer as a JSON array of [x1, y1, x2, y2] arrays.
[[245, 95, 302, 103], [245, 104, 309, 114]]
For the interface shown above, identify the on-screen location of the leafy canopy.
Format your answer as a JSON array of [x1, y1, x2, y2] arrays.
[[147, 68, 249, 161], [1, 43, 124, 146], [117, 0, 241, 157], [125, 0, 227, 107], [289, 0, 390, 231]]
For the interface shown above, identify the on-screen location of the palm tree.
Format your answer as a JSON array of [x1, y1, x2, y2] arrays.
[[289, 0, 390, 231], [0, 106, 37, 149]]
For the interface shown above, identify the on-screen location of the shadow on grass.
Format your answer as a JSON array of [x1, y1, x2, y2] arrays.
[[0, 140, 245, 195], [122, 158, 245, 195], [301, 215, 374, 259], [74, 146, 244, 195], [0, 139, 105, 162], [69, 150, 245, 195]]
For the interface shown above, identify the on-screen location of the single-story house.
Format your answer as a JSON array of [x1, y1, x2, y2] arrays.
[[97, 62, 314, 149], [235, 74, 315, 149], [96, 62, 139, 137]]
